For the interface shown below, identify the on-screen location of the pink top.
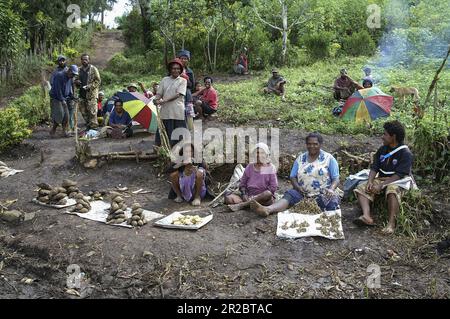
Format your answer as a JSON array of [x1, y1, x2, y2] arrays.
[[240, 163, 278, 197]]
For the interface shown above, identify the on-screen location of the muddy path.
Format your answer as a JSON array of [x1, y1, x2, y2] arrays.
[[0, 30, 125, 109], [1, 114, 449, 298]]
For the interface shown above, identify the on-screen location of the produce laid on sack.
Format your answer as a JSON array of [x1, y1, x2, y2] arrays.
[[106, 192, 128, 224], [291, 197, 322, 215], [315, 214, 343, 238], [171, 215, 203, 226], [127, 203, 147, 227], [281, 220, 310, 233], [36, 183, 68, 206]]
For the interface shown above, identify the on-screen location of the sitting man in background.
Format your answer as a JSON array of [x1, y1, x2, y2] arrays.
[[139, 81, 159, 99], [193, 77, 218, 119], [234, 50, 249, 75], [127, 83, 138, 93], [263, 68, 286, 101], [107, 99, 133, 138], [363, 66, 373, 82], [333, 68, 360, 101], [354, 120, 414, 234], [97, 91, 105, 125]]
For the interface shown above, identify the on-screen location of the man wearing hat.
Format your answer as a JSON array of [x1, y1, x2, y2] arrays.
[[177, 50, 195, 130], [50, 55, 68, 85], [49, 65, 79, 137], [78, 53, 101, 130], [263, 68, 286, 101], [127, 83, 138, 92]]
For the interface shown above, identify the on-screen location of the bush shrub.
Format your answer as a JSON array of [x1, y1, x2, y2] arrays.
[[302, 31, 334, 60], [7, 86, 49, 126], [0, 107, 31, 151], [341, 30, 376, 57]]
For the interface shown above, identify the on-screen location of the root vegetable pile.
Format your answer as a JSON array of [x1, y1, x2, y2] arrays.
[[62, 179, 81, 199], [172, 215, 203, 226], [36, 183, 68, 206], [291, 198, 322, 215], [73, 193, 92, 213], [107, 192, 128, 224], [127, 203, 147, 227]]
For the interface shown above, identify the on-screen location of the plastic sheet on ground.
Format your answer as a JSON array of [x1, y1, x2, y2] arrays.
[[65, 200, 164, 228], [276, 209, 344, 240], [0, 167, 24, 178], [32, 198, 76, 209]]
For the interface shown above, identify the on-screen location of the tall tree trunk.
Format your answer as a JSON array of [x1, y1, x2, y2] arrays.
[[139, 0, 152, 50], [281, 2, 288, 65], [101, 9, 105, 25]]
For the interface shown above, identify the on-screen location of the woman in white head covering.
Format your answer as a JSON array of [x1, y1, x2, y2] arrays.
[[225, 143, 278, 212]]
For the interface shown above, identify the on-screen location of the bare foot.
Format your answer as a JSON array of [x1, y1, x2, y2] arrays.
[[228, 202, 249, 212], [174, 196, 183, 203], [191, 198, 201, 206], [353, 215, 375, 227], [382, 225, 395, 234], [250, 200, 270, 217]]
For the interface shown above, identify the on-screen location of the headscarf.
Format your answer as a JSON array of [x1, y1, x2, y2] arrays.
[[177, 50, 191, 60]]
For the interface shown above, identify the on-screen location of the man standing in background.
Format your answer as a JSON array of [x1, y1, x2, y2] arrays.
[[49, 65, 78, 137], [78, 53, 101, 130]]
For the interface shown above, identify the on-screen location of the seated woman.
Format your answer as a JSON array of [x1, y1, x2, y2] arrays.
[[193, 77, 218, 119], [251, 133, 340, 217], [169, 143, 207, 206], [107, 99, 133, 138], [225, 143, 278, 211]]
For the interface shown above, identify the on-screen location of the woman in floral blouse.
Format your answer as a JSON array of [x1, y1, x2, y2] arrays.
[[251, 132, 341, 217]]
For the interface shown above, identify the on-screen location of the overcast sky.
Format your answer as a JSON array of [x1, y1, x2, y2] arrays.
[[103, 0, 131, 28]]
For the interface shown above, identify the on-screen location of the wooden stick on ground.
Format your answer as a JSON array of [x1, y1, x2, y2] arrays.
[[207, 180, 240, 207]]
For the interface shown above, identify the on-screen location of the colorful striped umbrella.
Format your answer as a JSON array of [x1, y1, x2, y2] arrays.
[[340, 87, 393, 123], [114, 91, 158, 133]]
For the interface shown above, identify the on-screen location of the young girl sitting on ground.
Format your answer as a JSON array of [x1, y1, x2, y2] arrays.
[[169, 143, 208, 206]]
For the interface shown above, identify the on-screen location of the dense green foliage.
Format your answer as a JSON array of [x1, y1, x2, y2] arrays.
[[0, 107, 31, 152]]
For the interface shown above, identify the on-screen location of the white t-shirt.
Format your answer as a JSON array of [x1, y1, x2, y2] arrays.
[[157, 76, 187, 120]]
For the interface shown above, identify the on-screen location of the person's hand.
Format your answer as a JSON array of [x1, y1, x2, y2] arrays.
[[372, 183, 383, 194], [366, 181, 374, 193], [242, 194, 249, 202], [324, 188, 335, 198], [296, 185, 307, 195]]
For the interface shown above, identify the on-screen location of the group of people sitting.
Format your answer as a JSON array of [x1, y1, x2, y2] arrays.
[[169, 120, 414, 235]]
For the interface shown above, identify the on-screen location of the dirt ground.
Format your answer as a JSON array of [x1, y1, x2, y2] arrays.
[[0, 117, 449, 299]]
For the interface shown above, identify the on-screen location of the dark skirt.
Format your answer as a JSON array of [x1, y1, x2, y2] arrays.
[[155, 119, 187, 147]]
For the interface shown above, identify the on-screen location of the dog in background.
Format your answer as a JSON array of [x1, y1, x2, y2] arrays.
[[389, 86, 420, 103]]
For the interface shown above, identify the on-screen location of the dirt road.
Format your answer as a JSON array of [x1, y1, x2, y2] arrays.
[[0, 30, 125, 109], [0, 113, 449, 298]]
